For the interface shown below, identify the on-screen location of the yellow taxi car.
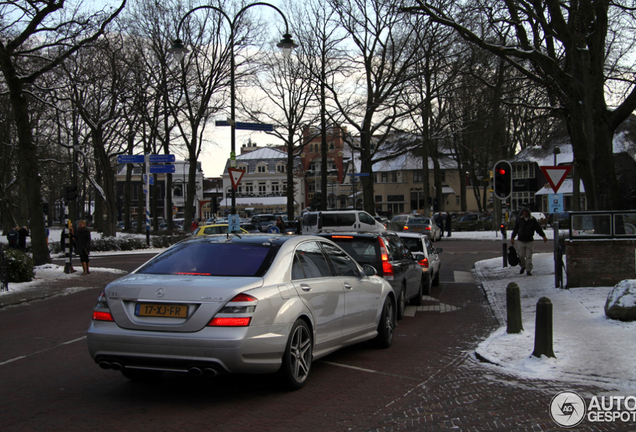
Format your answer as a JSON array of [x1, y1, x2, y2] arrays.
[[192, 224, 249, 235]]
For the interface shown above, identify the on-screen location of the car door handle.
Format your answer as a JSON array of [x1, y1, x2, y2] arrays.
[[300, 283, 311, 291], [344, 282, 352, 289]]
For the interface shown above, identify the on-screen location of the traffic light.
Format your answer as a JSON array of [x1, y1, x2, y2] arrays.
[[64, 185, 78, 201], [493, 160, 512, 200]]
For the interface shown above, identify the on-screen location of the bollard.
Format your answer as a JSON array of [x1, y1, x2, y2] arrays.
[[506, 282, 523, 333], [532, 297, 556, 358]]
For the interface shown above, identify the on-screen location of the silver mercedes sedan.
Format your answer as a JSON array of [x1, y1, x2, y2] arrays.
[[87, 234, 396, 390]]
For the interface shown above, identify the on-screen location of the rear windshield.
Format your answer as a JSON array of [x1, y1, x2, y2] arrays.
[[137, 242, 276, 277], [408, 218, 430, 225], [324, 236, 379, 266], [401, 237, 423, 253]]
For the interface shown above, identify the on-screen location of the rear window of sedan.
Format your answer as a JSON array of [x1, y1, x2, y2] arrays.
[[407, 218, 431, 225], [323, 236, 379, 266], [136, 242, 276, 277]]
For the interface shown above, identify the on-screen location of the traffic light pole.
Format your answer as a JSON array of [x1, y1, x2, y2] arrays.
[[501, 198, 508, 268]]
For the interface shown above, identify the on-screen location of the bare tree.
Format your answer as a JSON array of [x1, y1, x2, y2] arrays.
[[403, 0, 636, 210], [0, 0, 126, 264], [328, 0, 426, 215]]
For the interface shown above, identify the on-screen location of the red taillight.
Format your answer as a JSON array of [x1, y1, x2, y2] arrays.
[[418, 257, 429, 268], [331, 235, 354, 239], [378, 238, 394, 278], [208, 293, 258, 327], [209, 317, 252, 327], [92, 311, 114, 321], [424, 226, 431, 231], [175, 272, 211, 276], [403, 226, 409, 230]]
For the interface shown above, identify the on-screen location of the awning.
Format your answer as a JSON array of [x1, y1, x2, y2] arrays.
[[442, 186, 456, 195]]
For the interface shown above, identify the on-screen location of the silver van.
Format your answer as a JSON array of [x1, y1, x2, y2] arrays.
[[302, 210, 386, 234]]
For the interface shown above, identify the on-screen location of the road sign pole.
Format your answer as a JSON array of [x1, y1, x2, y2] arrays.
[[145, 154, 150, 246]]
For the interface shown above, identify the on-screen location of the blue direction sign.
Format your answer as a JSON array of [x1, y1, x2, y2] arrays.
[[215, 120, 274, 131], [117, 155, 145, 163], [142, 175, 154, 185], [149, 164, 175, 174], [149, 154, 175, 163]]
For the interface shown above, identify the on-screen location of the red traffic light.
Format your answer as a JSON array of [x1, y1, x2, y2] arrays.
[[496, 168, 507, 175]]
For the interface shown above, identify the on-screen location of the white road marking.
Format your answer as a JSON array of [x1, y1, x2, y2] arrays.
[[0, 336, 87, 367]]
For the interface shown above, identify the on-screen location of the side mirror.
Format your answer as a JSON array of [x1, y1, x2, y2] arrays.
[[412, 252, 425, 262], [363, 264, 377, 276]]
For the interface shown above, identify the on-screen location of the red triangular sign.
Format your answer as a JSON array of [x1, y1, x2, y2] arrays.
[[540, 166, 572, 193], [228, 168, 245, 190]]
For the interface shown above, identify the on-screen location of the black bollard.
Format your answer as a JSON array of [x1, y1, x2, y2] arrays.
[[506, 282, 523, 334], [532, 297, 556, 358]]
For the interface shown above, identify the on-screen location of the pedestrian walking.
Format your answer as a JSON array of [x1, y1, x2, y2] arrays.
[[18, 226, 29, 250], [190, 219, 198, 232], [6, 227, 19, 249], [75, 220, 91, 275], [445, 212, 452, 237], [510, 207, 548, 276]]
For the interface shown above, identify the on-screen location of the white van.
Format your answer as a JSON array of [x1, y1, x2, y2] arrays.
[[301, 210, 386, 234]]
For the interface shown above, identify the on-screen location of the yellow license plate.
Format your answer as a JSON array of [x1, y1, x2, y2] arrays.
[[135, 303, 187, 318]]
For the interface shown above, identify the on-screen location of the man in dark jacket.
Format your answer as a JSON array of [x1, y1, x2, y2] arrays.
[[6, 227, 19, 249], [511, 207, 548, 276]]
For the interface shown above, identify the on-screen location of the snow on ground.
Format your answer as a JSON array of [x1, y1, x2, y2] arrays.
[[2, 227, 634, 391], [475, 254, 636, 392]]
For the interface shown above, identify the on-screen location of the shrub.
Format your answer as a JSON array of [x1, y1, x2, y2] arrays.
[[2, 248, 35, 283]]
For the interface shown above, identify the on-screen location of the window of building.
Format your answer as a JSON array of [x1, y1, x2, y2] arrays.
[[258, 182, 266, 194], [257, 163, 267, 173], [272, 182, 279, 193], [277, 163, 286, 173], [237, 164, 248, 172], [245, 183, 253, 194], [413, 171, 423, 182], [381, 173, 387, 183]]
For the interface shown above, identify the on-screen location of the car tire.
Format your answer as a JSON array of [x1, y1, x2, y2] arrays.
[[279, 319, 312, 391], [374, 296, 395, 349], [411, 278, 424, 305], [397, 286, 406, 320], [120, 368, 163, 381], [423, 274, 432, 296], [432, 269, 440, 287]]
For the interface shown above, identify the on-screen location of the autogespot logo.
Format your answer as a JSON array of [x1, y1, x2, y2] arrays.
[[550, 391, 586, 428]]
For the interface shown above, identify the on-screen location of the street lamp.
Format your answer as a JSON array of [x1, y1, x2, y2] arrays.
[[169, 3, 297, 224]]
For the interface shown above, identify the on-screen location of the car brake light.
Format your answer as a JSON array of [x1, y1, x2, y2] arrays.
[[92, 311, 114, 321], [378, 238, 394, 279], [425, 226, 431, 231], [92, 290, 114, 321], [208, 293, 258, 327], [331, 235, 354, 239], [403, 226, 409, 230], [419, 257, 429, 268]]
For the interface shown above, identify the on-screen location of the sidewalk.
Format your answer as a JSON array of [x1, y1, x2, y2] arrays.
[[473, 253, 636, 392]]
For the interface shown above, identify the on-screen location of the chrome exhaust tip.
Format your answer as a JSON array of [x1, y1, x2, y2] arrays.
[[98, 361, 111, 370], [202, 368, 217, 377], [188, 367, 202, 376], [110, 362, 123, 371]]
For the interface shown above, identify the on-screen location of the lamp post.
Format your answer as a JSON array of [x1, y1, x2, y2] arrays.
[[169, 3, 297, 224]]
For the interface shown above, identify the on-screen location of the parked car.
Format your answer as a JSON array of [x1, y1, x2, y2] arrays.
[[396, 233, 442, 295], [317, 231, 424, 319], [455, 213, 492, 231], [547, 212, 571, 229], [374, 215, 389, 229], [192, 224, 248, 235], [251, 214, 278, 232], [283, 220, 300, 234], [87, 234, 396, 389], [403, 217, 442, 241]]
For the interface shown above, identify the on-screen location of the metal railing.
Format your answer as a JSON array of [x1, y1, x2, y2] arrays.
[[569, 210, 636, 239]]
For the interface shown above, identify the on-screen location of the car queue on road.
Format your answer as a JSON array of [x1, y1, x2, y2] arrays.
[[88, 210, 449, 390]]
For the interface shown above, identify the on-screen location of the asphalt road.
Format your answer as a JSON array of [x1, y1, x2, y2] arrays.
[[1, 239, 608, 432]]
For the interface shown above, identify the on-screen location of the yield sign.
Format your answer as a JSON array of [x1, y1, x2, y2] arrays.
[[540, 166, 572, 192], [228, 168, 245, 190]]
